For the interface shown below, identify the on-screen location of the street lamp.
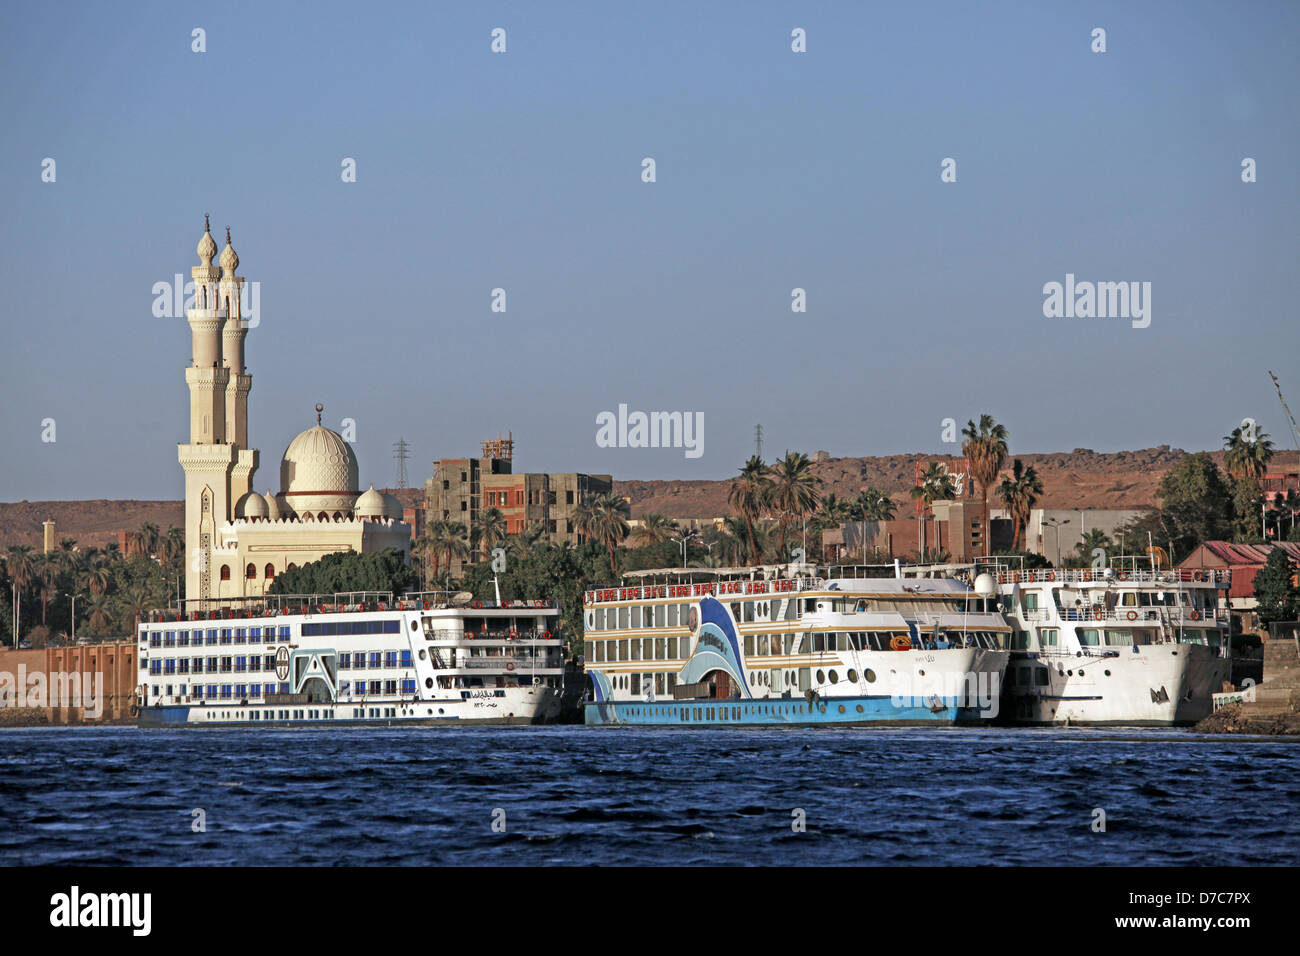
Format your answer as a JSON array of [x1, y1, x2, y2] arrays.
[[64, 592, 78, 644], [1043, 517, 1070, 567]]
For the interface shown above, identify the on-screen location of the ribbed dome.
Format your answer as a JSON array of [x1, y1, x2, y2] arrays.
[[356, 484, 386, 518], [235, 490, 269, 519], [219, 226, 239, 275], [280, 425, 358, 494], [197, 217, 217, 266]]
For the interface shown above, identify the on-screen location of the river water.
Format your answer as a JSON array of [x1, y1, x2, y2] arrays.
[[0, 726, 1295, 866]]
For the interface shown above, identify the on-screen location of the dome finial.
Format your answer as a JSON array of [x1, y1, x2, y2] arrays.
[[197, 215, 217, 266], [315, 402, 324, 426], [219, 225, 239, 275]]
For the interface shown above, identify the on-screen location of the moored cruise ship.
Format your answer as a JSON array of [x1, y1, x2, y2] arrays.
[[136, 591, 565, 726], [582, 565, 1011, 727], [991, 561, 1232, 725]]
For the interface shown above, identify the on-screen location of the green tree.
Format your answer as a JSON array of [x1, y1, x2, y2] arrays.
[[630, 513, 678, 547], [962, 414, 1010, 555], [768, 451, 822, 559], [996, 459, 1043, 551], [1153, 452, 1233, 557], [911, 462, 957, 554], [1252, 547, 1299, 626], [728, 455, 771, 566], [267, 548, 418, 597], [574, 493, 630, 577], [1223, 425, 1274, 487]]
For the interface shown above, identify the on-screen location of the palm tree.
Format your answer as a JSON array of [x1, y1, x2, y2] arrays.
[[84, 593, 113, 634], [1223, 426, 1275, 489], [139, 522, 161, 558], [911, 463, 957, 555], [432, 521, 471, 580], [1074, 527, 1113, 565], [728, 455, 771, 566], [996, 459, 1043, 551], [631, 513, 678, 547], [583, 493, 631, 577], [82, 557, 113, 597], [163, 526, 186, 564], [961, 414, 1009, 555], [769, 451, 822, 559], [854, 488, 896, 522], [471, 508, 508, 561], [37, 553, 61, 627], [116, 586, 153, 632], [4, 545, 37, 643]]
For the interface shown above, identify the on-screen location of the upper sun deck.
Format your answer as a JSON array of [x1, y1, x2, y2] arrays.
[[139, 589, 559, 626], [990, 567, 1229, 588], [583, 564, 981, 607]]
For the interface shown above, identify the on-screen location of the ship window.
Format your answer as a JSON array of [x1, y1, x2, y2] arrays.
[[1039, 628, 1058, 648], [743, 602, 755, 622], [655, 605, 666, 627], [1079, 628, 1101, 646], [630, 674, 640, 694], [745, 634, 755, 656], [618, 607, 629, 629], [667, 637, 678, 658], [1121, 592, 1137, 606], [630, 606, 641, 628], [1022, 591, 1040, 611], [667, 604, 678, 627], [785, 600, 798, 621], [758, 634, 770, 655], [631, 640, 641, 661], [655, 638, 666, 659]]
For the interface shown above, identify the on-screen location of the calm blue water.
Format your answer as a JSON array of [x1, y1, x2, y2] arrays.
[[0, 727, 1296, 866]]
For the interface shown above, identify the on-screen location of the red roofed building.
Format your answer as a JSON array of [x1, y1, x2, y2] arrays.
[[1179, 541, 1300, 608]]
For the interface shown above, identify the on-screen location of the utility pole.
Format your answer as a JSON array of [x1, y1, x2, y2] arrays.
[[393, 437, 410, 489]]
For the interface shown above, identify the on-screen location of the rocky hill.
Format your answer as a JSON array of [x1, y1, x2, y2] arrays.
[[2, 449, 1295, 546]]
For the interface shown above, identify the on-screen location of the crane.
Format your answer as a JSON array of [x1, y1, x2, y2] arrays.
[[1269, 371, 1300, 452]]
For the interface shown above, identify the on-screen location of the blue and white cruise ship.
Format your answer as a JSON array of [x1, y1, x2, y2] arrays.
[[135, 591, 565, 726], [582, 565, 1011, 727]]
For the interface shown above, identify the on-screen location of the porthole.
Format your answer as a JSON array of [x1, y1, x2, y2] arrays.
[[855, 704, 864, 713], [864, 669, 876, 683], [918, 669, 926, 677], [816, 669, 825, 683], [1104, 670, 1111, 677], [425, 678, 434, 688], [848, 669, 858, 683], [438, 708, 444, 715], [829, 670, 838, 683], [1078, 670, 1085, 676], [418, 649, 426, 660], [838, 704, 845, 714], [410, 620, 418, 630]]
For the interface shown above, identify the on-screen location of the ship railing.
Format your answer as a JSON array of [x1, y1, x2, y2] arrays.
[[423, 627, 562, 642], [584, 577, 818, 605], [993, 568, 1228, 586], [461, 654, 564, 670], [1049, 606, 1228, 625]]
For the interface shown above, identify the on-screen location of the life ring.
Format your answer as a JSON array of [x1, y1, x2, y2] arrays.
[[509, 630, 518, 639], [1082, 570, 1092, 582], [1193, 571, 1205, 582], [533, 677, 541, 686], [542, 631, 551, 639], [1046, 571, 1055, 582], [423, 602, 431, 610], [506, 662, 515, 671], [466, 631, 475, 639], [1126, 610, 1138, 622], [1094, 609, 1103, 621], [890, 635, 912, 651], [535, 600, 544, 608], [1190, 610, 1202, 621], [1118, 571, 1129, 581], [474, 601, 482, 609]]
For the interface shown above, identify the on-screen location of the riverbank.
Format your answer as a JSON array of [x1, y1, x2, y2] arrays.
[[1193, 703, 1300, 736]]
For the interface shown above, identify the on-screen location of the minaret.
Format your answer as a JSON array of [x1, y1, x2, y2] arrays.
[[220, 227, 258, 507], [178, 216, 238, 605]]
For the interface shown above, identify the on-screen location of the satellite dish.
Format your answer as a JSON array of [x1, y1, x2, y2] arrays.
[[450, 591, 474, 608]]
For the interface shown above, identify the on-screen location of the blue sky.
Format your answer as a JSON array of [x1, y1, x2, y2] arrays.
[[2, 1, 1297, 500]]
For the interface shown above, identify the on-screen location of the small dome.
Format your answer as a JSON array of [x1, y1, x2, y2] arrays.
[[235, 491, 268, 519], [264, 490, 282, 520], [219, 226, 239, 275], [197, 216, 217, 266], [382, 492, 404, 520], [356, 484, 386, 518]]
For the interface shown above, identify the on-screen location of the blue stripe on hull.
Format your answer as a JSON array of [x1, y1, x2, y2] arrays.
[[585, 696, 988, 727]]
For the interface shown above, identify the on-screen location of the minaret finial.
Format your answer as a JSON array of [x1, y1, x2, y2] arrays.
[[225, 225, 231, 245], [204, 213, 210, 233], [315, 403, 324, 426]]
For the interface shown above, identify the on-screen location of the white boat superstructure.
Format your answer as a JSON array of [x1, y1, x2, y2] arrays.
[[991, 564, 1232, 725], [583, 565, 1012, 726], [136, 591, 565, 727]]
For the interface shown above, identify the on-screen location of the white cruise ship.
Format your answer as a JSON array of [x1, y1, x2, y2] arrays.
[[582, 565, 1011, 726], [991, 562, 1232, 725], [135, 591, 564, 726]]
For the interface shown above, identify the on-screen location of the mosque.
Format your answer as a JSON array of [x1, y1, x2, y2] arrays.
[[178, 217, 411, 605]]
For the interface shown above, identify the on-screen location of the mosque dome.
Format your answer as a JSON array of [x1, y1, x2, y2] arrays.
[[235, 490, 269, 519], [264, 490, 283, 520], [381, 492, 404, 521], [356, 485, 386, 519], [278, 406, 359, 516], [197, 216, 217, 266]]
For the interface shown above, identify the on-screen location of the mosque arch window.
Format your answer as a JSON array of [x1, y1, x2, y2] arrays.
[[219, 564, 231, 581], [332, 511, 342, 521], [245, 563, 256, 579], [287, 563, 297, 572], [264, 564, 275, 579], [317, 512, 328, 521]]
